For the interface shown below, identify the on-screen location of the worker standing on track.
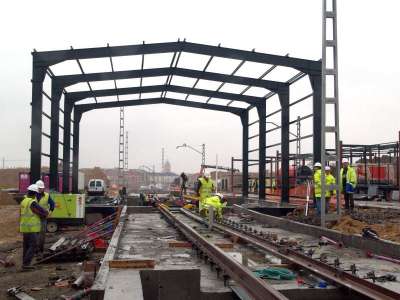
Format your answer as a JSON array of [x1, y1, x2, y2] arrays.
[[180, 172, 188, 195], [201, 193, 227, 220], [196, 173, 215, 212], [313, 162, 322, 215], [20, 184, 48, 270], [340, 158, 357, 212], [325, 166, 336, 213], [35, 180, 55, 254]]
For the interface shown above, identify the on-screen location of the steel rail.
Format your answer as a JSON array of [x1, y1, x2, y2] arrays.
[[158, 205, 288, 300], [180, 208, 399, 300]]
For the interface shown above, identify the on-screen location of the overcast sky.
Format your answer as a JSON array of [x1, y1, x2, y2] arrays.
[[0, 0, 399, 173]]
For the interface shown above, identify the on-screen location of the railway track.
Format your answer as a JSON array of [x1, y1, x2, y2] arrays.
[[158, 204, 400, 300]]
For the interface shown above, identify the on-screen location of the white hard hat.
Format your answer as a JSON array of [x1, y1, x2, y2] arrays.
[[314, 162, 322, 167], [342, 158, 349, 163], [215, 193, 224, 199], [203, 172, 210, 177], [27, 184, 39, 193], [36, 180, 45, 189], [325, 166, 331, 171]]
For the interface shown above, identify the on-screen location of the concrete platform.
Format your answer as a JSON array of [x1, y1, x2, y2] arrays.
[[92, 210, 232, 300]]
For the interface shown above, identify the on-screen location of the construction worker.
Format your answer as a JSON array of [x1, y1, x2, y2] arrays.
[[201, 193, 227, 220], [340, 158, 357, 212], [20, 184, 48, 269], [325, 166, 336, 213], [196, 173, 215, 211], [180, 172, 188, 195], [35, 180, 55, 254], [313, 162, 322, 215]]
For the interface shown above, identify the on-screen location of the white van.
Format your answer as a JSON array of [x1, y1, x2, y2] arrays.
[[87, 179, 107, 196]]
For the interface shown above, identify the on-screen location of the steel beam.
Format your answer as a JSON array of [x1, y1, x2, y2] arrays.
[[240, 111, 249, 197], [33, 41, 320, 72], [310, 74, 322, 163], [49, 84, 63, 190], [62, 102, 73, 193], [72, 110, 82, 193], [66, 84, 263, 105], [279, 88, 290, 203], [256, 102, 266, 201], [55, 67, 285, 92], [75, 97, 245, 116], [30, 65, 47, 183]]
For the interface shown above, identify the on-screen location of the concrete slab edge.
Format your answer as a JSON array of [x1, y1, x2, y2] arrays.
[[90, 205, 127, 299]]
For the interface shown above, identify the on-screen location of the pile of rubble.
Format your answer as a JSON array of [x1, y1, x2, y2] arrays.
[[332, 215, 400, 243]]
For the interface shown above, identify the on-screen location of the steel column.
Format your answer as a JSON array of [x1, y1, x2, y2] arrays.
[[309, 74, 322, 163], [49, 84, 63, 190], [62, 101, 73, 193], [30, 65, 47, 183], [72, 110, 82, 193], [279, 88, 290, 203], [241, 111, 249, 197], [256, 102, 266, 201]]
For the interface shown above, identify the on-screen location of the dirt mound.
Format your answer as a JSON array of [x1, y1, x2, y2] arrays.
[[332, 215, 366, 235], [0, 205, 21, 245], [0, 191, 17, 205], [350, 208, 400, 224], [0, 168, 29, 189], [332, 215, 400, 243]]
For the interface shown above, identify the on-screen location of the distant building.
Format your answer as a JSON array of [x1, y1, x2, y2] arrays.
[[162, 160, 171, 173], [153, 171, 177, 186], [104, 168, 178, 192]]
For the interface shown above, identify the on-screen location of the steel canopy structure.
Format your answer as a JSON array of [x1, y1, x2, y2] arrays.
[[30, 40, 322, 202]]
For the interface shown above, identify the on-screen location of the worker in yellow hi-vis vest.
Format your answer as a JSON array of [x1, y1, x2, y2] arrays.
[[35, 180, 55, 254], [201, 193, 227, 220], [19, 184, 48, 270], [196, 173, 215, 212], [324, 165, 336, 213]]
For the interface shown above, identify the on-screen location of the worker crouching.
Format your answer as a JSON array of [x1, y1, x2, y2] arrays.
[[196, 173, 215, 212], [19, 184, 48, 270], [200, 193, 227, 221]]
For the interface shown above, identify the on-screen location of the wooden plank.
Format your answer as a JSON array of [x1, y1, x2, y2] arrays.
[[109, 259, 155, 269], [91, 206, 127, 298], [215, 242, 234, 249]]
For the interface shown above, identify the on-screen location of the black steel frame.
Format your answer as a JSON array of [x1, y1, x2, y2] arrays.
[[30, 41, 322, 202]]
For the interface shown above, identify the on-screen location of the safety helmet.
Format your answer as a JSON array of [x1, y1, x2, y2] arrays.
[[325, 166, 331, 171], [314, 162, 322, 168], [36, 180, 45, 189], [342, 158, 349, 164], [215, 193, 224, 199], [27, 184, 39, 193], [203, 172, 210, 178]]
